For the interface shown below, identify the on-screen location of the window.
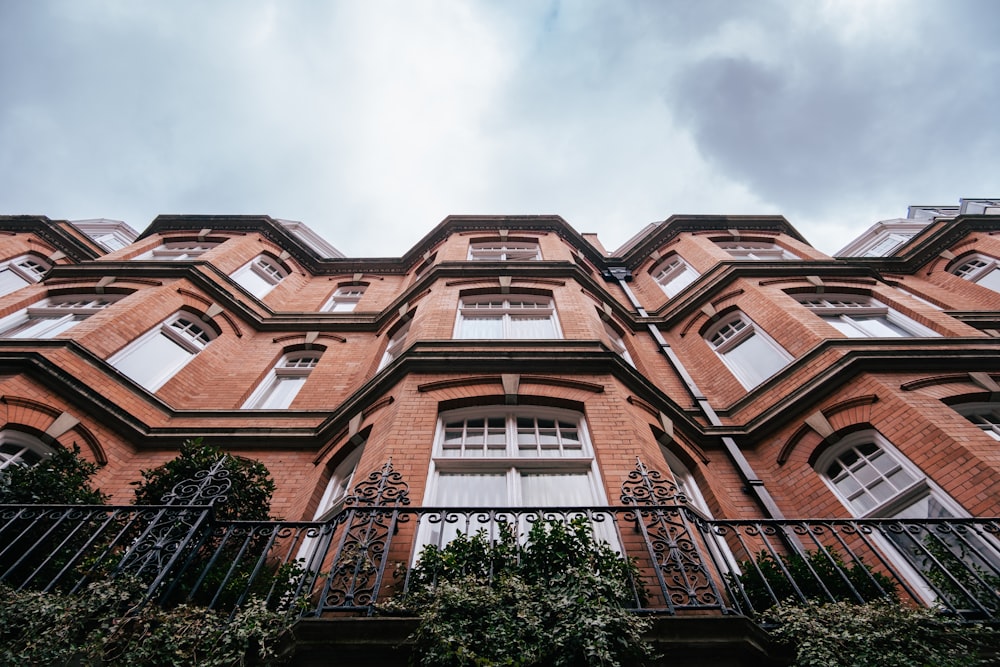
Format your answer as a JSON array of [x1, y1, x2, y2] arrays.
[[952, 254, 1000, 293], [715, 241, 794, 260], [798, 295, 936, 338], [422, 408, 612, 548], [0, 295, 121, 339], [468, 241, 541, 261], [706, 313, 791, 388], [242, 352, 320, 409], [862, 233, 913, 257], [139, 241, 218, 260], [313, 443, 365, 520], [0, 255, 49, 297], [378, 319, 411, 371], [954, 403, 1000, 441], [323, 286, 366, 313], [0, 430, 53, 470], [231, 256, 288, 298], [109, 313, 215, 391], [652, 254, 699, 297], [456, 295, 559, 339], [602, 321, 634, 367]]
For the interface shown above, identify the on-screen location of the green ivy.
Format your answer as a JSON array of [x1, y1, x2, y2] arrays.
[[392, 518, 654, 667], [728, 548, 897, 611], [763, 599, 998, 667], [0, 579, 293, 666]]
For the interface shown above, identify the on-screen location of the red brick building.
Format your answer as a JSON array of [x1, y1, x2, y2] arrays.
[[2, 201, 999, 664]]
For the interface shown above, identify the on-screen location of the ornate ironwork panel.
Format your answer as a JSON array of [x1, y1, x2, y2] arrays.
[[620, 457, 725, 612]]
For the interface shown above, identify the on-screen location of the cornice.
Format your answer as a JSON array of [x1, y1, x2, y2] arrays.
[[0, 216, 104, 262]]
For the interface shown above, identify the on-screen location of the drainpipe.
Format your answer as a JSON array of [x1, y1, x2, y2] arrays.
[[604, 267, 786, 521]]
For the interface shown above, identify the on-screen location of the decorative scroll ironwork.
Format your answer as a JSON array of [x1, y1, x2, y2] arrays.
[[317, 458, 411, 614], [114, 456, 232, 595], [620, 457, 725, 612]]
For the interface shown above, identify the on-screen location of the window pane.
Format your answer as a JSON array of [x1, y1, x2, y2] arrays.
[[460, 316, 504, 339], [115, 332, 192, 389], [509, 316, 557, 339], [853, 316, 910, 337], [249, 376, 306, 409], [978, 267, 1000, 292], [0, 269, 30, 296], [726, 333, 786, 386], [520, 473, 595, 506], [235, 269, 275, 298]]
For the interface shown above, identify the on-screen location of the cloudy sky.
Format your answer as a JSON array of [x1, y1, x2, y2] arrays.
[[1, 1, 997, 257]]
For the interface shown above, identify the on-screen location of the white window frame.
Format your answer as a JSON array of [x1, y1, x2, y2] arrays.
[[455, 295, 561, 340], [602, 321, 634, 367], [468, 241, 541, 261], [323, 286, 366, 313], [951, 254, 1000, 293], [716, 241, 794, 260], [139, 241, 219, 260], [652, 254, 699, 297], [705, 313, 792, 389], [313, 443, 366, 520], [109, 312, 216, 391], [0, 430, 54, 470], [378, 319, 411, 371], [231, 256, 289, 299], [421, 407, 614, 549], [954, 402, 1000, 441], [797, 295, 938, 338], [0, 255, 49, 297], [0, 294, 122, 339], [242, 352, 320, 409]]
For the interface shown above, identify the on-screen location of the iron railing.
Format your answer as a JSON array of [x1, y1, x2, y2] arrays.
[[1, 459, 998, 622]]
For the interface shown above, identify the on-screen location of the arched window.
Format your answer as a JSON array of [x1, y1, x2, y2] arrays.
[[323, 286, 366, 313], [602, 321, 634, 367], [715, 241, 794, 260], [0, 430, 53, 470], [651, 254, 698, 297], [705, 312, 791, 388], [456, 294, 560, 339], [378, 319, 411, 371], [243, 351, 321, 409], [138, 241, 219, 260], [468, 241, 541, 261], [0, 294, 122, 339], [951, 254, 1000, 292], [953, 402, 1000, 441], [109, 312, 216, 391], [797, 294, 937, 338], [422, 407, 612, 547], [0, 255, 49, 297], [313, 442, 366, 521], [231, 255, 288, 298]]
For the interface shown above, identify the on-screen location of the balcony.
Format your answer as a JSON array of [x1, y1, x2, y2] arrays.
[[1, 459, 998, 664]]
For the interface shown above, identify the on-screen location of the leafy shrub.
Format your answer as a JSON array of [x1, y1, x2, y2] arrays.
[[729, 548, 897, 613], [132, 438, 275, 520], [0, 579, 293, 666], [0, 443, 107, 504], [394, 518, 654, 667], [763, 599, 998, 667]]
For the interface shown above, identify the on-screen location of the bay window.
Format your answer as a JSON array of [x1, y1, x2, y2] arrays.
[[468, 241, 541, 261], [109, 313, 216, 391], [797, 295, 936, 338], [0, 295, 121, 339], [455, 295, 559, 340], [0, 255, 48, 297], [242, 352, 320, 409], [706, 313, 791, 389], [652, 254, 698, 297], [715, 241, 794, 260], [421, 408, 612, 549], [138, 241, 218, 260], [231, 256, 288, 299]]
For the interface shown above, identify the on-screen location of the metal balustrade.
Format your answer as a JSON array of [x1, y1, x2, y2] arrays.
[[1, 459, 998, 623]]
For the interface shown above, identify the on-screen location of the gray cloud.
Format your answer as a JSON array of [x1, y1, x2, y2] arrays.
[[0, 1, 997, 256]]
